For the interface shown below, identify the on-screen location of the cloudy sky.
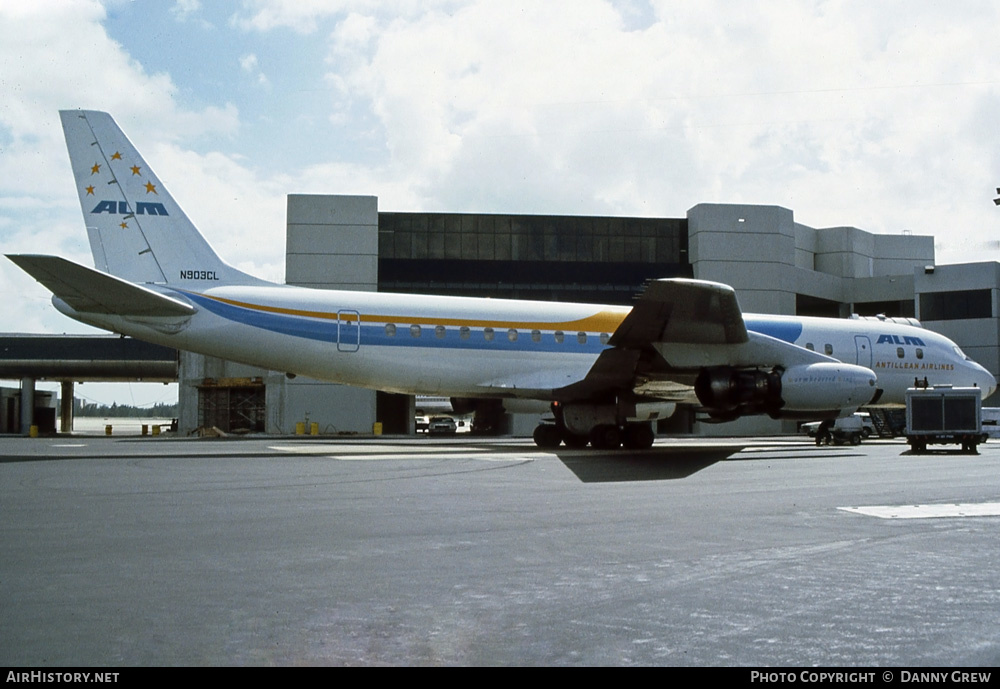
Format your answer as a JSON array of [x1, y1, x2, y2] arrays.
[[2, 0, 999, 406]]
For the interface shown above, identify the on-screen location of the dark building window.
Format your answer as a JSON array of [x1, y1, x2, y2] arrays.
[[920, 290, 992, 321], [796, 294, 843, 318], [377, 212, 690, 305]]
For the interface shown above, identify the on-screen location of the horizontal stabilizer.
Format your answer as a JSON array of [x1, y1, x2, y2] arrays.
[[7, 254, 196, 317]]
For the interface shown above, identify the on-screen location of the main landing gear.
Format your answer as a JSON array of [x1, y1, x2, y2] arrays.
[[532, 421, 656, 450]]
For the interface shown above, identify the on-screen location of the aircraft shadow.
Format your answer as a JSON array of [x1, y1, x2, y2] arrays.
[[554, 444, 745, 483]]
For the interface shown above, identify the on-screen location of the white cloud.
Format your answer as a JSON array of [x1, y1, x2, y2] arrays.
[[310, 0, 1000, 264], [231, 0, 347, 34], [240, 53, 259, 72], [171, 0, 202, 21], [239, 53, 271, 88]]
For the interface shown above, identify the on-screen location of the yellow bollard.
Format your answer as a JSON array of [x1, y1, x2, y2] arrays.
[[141, 424, 148, 436], [310, 422, 319, 436], [295, 421, 305, 435], [29, 425, 38, 438], [152, 425, 161, 437], [373, 422, 383, 436], [105, 424, 112, 436]]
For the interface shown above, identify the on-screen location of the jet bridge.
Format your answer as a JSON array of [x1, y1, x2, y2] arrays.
[[0, 334, 178, 434]]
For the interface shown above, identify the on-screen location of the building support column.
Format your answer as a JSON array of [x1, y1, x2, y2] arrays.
[[20, 377, 35, 435], [60, 381, 74, 433]]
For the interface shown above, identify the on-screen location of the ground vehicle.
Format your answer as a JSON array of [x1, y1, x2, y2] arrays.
[[802, 413, 875, 444], [905, 385, 987, 454], [811, 415, 864, 445], [428, 416, 458, 435]]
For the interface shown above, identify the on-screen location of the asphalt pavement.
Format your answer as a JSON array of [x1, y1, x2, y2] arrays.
[[2, 434, 998, 666]]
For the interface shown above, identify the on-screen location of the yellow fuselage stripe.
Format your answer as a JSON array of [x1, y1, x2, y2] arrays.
[[201, 293, 630, 332]]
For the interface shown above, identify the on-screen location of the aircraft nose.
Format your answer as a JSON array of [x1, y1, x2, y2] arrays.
[[970, 362, 997, 398], [981, 368, 997, 399]]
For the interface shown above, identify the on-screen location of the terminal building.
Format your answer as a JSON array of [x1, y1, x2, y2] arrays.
[[174, 198, 1000, 437]]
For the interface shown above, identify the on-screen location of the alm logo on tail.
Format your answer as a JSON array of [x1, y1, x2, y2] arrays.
[[91, 201, 169, 216]]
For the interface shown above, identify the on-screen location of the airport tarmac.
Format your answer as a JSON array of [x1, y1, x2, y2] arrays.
[[2, 434, 999, 667]]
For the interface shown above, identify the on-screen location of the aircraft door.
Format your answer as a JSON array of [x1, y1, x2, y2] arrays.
[[854, 335, 872, 368], [337, 310, 361, 352]]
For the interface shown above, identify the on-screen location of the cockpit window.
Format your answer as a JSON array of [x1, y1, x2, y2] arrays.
[[953, 345, 971, 361]]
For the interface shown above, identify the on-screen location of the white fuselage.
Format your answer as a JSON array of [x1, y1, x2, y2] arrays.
[[54, 283, 997, 407]]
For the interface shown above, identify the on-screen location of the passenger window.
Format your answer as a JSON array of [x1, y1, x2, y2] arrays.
[[531, 330, 541, 343], [483, 327, 495, 342], [507, 328, 518, 342], [577, 332, 587, 344], [599, 332, 610, 345], [435, 325, 446, 339], [554, 331, 565, 344], [805, 342, 814, 351], [459, 326, 470, 340], [409, 324, 421, 338], [385, 323, 396, 337], [916, 348, 923, 359], [897, 347, 905, 359], [824, 344, 833, 356]]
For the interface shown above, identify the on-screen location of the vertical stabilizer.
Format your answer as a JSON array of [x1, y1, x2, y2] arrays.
[[60, 110, 265, 287]]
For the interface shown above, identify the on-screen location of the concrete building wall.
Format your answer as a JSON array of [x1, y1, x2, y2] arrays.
[[688, 204, 798, 314], [286, 195, 378, 291], [847, 275, 917, 305], [815, 226, 876, 279], [281, 195, 378, 433], [873, 234, 935, 277], [794, 223, 818, 271]]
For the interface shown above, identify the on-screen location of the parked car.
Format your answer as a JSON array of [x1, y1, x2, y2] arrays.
[[428, 416, 458, 435], [801, 413, 876, 443]]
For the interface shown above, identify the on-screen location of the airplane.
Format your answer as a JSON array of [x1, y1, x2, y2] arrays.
[[7, 110, 997, 449]]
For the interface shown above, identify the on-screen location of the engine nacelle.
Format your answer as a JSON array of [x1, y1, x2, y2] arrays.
[[779, 362, 877, 412], [696, 363, 877, 419]]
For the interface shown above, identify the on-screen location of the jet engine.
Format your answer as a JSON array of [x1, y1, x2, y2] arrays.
[[695, 362, 877, 420]]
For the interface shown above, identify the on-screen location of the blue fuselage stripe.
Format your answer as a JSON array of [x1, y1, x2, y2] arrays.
[[187, 293, 807, 353], [186, 292, 610, 353], [744, 318, 802, 343]]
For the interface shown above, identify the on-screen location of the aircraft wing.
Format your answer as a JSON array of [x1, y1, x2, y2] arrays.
[[558, 278, 838, 400], [608, 278, 749, 348], [7, 254, 196, 318]]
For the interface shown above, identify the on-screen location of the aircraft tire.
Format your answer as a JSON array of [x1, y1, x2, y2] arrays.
[[561, 431, 590, 448], [589, 424, 622, 450], [533, 424, 562, 448], [622, 423, 655, 450]]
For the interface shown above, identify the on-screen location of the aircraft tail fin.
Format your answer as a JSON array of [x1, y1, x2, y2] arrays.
[[60, 110, 265, 288]]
